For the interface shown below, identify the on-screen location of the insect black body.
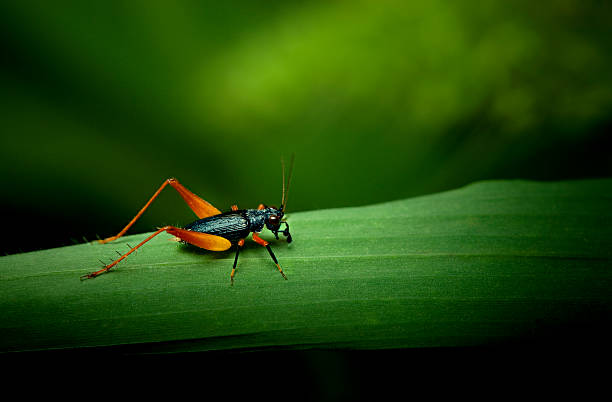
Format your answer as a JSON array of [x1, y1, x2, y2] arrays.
[[183, 207, 292, 245], [184, 211, 250, 244]]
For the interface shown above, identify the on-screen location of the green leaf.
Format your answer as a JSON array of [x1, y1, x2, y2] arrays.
[[1, 179, 611, 354]]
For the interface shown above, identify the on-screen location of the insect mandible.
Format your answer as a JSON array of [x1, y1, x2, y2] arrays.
[[81, 156, 294, 284]]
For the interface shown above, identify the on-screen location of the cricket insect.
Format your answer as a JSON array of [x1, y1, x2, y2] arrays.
[[81, 156, 294, 284]]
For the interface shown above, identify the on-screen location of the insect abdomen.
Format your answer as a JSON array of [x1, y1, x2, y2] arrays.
[[183, 212, 250, 244]]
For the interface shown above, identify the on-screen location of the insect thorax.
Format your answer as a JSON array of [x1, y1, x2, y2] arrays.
[[245, 209, 267, 232]]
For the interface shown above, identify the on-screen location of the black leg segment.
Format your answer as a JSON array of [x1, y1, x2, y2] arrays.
[[266, 245, 287, 280], [230, 244, 241, 285]]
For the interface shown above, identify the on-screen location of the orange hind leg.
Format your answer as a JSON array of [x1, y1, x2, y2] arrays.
[[83, 226, 231, 279], [99, 178, 222, 244]]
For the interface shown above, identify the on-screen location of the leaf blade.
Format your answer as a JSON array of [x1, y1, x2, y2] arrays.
[[1, 179, 611, 353]]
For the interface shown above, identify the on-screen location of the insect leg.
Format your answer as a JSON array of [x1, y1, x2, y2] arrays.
[[82, 226, 170, 279], [82, 226, 231, 279], [230, 239, 245, 285], [252, 233, 287, 280], [99, 178, 221, 244]]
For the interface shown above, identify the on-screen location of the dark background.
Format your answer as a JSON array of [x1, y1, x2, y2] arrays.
[[2, 0, 611, 255]]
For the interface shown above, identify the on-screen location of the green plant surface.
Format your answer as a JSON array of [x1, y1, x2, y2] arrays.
[[1, 179, 611, 354]]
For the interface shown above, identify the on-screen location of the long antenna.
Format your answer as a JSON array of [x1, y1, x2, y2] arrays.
[[281, 154, 295, 211]]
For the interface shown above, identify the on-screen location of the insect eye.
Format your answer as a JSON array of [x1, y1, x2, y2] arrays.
[[269, 215, 279, 225]]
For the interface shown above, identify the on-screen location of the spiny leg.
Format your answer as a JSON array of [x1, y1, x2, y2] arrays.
[[230, 239, 245, 285], [252, 233, 287, 280], [82, 226, 231, 279], [82, 227, 170, 279], [99, 178, 221, 244]]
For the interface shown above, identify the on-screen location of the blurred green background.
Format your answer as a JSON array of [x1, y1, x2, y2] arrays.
[[1, 0, 611, 255]]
